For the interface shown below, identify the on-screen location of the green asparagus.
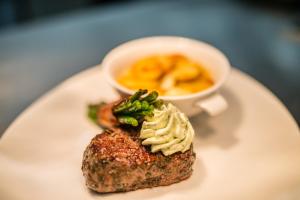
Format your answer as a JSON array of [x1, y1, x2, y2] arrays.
[[112, 89, 164, 127]]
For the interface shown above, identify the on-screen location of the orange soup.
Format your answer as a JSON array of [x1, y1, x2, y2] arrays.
[[117, 54, 214, 96]]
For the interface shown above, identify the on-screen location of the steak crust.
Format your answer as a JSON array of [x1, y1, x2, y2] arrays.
[[82, 103, 196, 193]]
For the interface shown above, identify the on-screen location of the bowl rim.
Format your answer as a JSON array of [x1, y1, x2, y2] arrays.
[[102, 36, 231, 101]]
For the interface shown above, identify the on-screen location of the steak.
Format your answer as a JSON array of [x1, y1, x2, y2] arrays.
[[82, 103, 196, 193]]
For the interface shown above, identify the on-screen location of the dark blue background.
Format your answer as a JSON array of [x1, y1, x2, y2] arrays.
[[0, 0, 299, 134]]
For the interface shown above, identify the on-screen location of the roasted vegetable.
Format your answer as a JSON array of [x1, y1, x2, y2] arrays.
[[87, 102, 106, 124]]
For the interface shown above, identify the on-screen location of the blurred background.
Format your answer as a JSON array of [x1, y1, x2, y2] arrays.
[[0, 0, 299, 134]]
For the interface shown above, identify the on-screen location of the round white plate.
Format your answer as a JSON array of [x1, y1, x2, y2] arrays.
[[0, 67, 299, 200]]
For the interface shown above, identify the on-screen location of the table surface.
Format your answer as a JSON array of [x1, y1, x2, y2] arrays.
[[0, 0, 299, 135]]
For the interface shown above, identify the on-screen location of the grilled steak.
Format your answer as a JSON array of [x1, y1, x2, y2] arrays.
[[82, 103, 196, 193]]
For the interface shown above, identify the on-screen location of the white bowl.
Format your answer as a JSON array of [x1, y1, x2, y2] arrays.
[[102, 36, 231, 117]]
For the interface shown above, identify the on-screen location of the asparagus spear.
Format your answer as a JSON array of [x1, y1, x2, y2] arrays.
[[129, 89, 148, 102], [118, 116, 139, 126], [113, 101, 132, 113], [141, 91, 158, 103]]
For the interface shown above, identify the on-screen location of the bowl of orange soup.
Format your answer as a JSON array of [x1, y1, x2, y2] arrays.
[[103, 36, 231, 117]]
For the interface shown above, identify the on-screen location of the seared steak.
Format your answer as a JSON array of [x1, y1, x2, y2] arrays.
[[82, 103, 196, 193]]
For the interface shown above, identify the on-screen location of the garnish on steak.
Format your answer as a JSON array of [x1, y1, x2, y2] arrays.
[[83, 90, 196, 193], [112, 89, 163, 126]]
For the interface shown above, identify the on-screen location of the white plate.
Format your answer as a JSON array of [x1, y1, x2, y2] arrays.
[[0, 67, 300, 200]]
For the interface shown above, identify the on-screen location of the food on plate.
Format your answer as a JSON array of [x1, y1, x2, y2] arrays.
[[82, 129, 195, 193], [140, 103, 194, 156], [112, 89, 163, 127], [82, 89, 196, 193], [117, 54, 214, 96]]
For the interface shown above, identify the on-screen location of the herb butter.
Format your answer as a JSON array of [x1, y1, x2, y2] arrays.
[[140, 103, 194, 156]]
